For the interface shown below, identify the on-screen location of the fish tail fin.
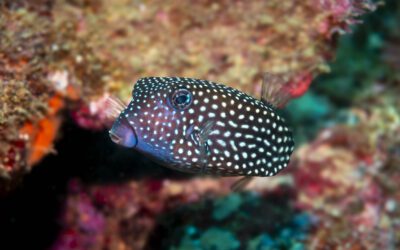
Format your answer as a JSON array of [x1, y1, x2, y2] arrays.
[[230, 176, 253, 192], [261, 73, 292, 109], [106, 95, 127, 119]]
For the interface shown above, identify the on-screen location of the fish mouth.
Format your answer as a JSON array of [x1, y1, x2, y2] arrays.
[[109, 119, 137, 148], [109, 132, 123, 144]]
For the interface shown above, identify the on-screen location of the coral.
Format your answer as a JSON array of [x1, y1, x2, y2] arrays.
[[172, 227, 241, 250], [0, 7, 53, 189], [172, 213, 312, 250], [285, 90, 334, 143], [2, 1, 400, 250], [0, 3, 120, 187], [54, 189, 106, 250], [50, 179, 314, 250], [148, 189, 313, 250], [51, 178, 234, 250], [291, 88, 400, 249], [285, 2, 400, 247], [0, 0, 378, 188], [3, 1, 397, 250], [198, 228, 241, 250], [212, 193, 242, 221]]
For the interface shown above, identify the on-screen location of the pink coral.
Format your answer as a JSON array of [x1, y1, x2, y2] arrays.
[[316, 0, 379, 37], [292, 109, 400, 248], [71, 94, 117, 131]]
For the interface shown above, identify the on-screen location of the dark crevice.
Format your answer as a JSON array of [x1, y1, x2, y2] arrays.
[[0, 114, 188, 250]]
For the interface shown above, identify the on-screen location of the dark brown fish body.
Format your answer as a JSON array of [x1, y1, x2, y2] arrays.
[[109, 77, 294, 177]]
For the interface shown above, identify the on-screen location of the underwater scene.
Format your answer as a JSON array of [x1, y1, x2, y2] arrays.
[[0, 0, 399, 249]]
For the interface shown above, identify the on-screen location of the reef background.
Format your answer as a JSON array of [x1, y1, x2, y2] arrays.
[[1, 0, 399, 250]]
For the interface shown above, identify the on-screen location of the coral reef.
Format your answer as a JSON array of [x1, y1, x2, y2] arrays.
[[51, 178, 233, 250], [150, 190, 313, 250], [289, 0, 400, 247], [4, 1, 400, 250], [51, 179, 313, 250], [0, 7, 54, 191], [0, 3, 117, 191], [292, 89, 400, 249], [0, 0, 377, 188], [49, 1, 400, 249]]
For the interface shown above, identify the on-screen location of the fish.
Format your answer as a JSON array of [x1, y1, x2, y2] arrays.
[[109, 76, 294, 183]]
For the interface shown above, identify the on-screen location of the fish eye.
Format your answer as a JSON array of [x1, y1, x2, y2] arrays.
[[171, 89, 192, 109]]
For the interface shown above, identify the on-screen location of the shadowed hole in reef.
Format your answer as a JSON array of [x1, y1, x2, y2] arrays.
[[0, 113, 191, 250]]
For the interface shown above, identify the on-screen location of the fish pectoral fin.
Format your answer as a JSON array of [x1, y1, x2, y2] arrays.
[[188, 120, 215, 147], [230, 176, 253, 192], [191, 120, 215, 174], [199, 120, 216, 173], [198, 120, 215, 144], [261, 72, 292, 109]]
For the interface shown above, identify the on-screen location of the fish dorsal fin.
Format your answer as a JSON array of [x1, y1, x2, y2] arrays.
[[261, 73, 292, 109]]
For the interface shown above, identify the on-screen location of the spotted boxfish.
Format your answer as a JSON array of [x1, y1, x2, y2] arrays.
[[109, 76, 294, 187]]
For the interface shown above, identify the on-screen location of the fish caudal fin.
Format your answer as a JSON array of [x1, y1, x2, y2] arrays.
[[106, 95, 127, 120], [261, 73, 292, 109], [231, 176, 253, 192]]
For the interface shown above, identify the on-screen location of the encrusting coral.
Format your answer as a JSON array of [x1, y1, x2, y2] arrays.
[[51, 178, 234, 250], [4, 1, 398, 249], [51, 179, 313, 250], [4, 1, 395, 249], [0, 2, 119, 190], [0, 0, 378, 190], [292, 86, 400, 249]]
